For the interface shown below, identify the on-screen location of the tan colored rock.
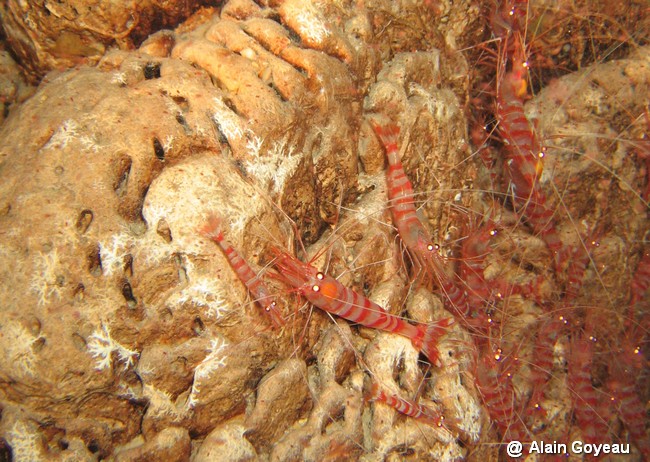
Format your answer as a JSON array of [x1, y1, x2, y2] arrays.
[[114, 427, 190, 462], [244, 358, 311, 449], [193, 421, 257, 462], [0, 0, 212, 82]]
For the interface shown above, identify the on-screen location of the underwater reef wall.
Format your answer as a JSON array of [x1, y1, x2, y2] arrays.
[[0, 0, 648, 461]]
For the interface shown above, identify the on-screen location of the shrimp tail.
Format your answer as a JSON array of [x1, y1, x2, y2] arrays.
[[370, 120, 400, 153], [413, 318, 455, 367], [200, 214, 225, 243]]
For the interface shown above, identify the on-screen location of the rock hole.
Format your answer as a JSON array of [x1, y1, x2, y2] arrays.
[[160, 307, 173, 322], [87, 440, 100, 454], [172, 95, 189, 112], [0, 438, 12, 462], [76, 209, 93, 234], [71, 333, 87, 352], [113, 155, 132, 197], [121, 280, 137, 308], [175, 113, 187, 127], [214, 122, 229, 144], [173, 253, 188, 283], [192, 316, 205, 335], [87, 245, 102, 276], [287, 27, 302, 45], [32, 336, 46, 353], [156, 218, 173, 243], [143, 62, 161, 80], [58, 439, 69, 450], [393, 445, 415, 457], [73, 283, 85, 300], [268, 81, 289, 102], [153, 137, 165, 161]]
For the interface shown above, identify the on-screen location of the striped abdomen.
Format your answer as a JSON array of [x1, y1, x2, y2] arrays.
[[569, 337, 611, 445], [475, 350, 525, 441], [369, 382, 445, 427], [371, 121, 428, 249]]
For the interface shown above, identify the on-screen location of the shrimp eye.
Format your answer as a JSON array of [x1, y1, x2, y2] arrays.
[[316, 272, 324, 280], [427, 244, 434, 252], [490, 229, 498, 237], [312, 284, 320, 292]]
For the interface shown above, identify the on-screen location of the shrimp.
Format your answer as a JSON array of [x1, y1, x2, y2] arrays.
[[368, 381, 451, 430], [629, 249, 650, 317], [459, 221, 500, 307], [270, 247, 453, 366], [568, 333, 612, 446], [201, 214, 285, 328], [524, 316, 566, 419], [474, 341, 527, 442], [369, 121, 437, 273], [495, 35, 566, 267], [607, 327, 649, 459], [370, 119, 473, 320]]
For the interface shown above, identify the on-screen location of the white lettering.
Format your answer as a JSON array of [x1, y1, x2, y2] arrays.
[[529, 441, 567, 455], [612, 444, 630, 454], [530, 441, 541, 453], [571, 442, 630, 456]]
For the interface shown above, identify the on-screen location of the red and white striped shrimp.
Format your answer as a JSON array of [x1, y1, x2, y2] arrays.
[[370, 119, 473, 320], [270, 247, 453, 366], [368, 381, 450, 430], [568, 333, 612, 446], [459, 220, 503, 308], [524, 316, 566, 419], [201, 214, 285, 328], [495, 35, 566, 267], [369, 121, 438, 274], [629, 248, 650, 317], [563, 235, 600, 303], [607, 327, 649, 459], [474, 341, 527, 442]]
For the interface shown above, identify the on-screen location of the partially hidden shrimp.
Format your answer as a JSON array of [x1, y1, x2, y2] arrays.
[[201, 214, 285, 328], [568, 333, 612, 446], [368, 381, 452, 430], [607, 327, 650, 459], [474, 341, 527, 443], [270, 247, 453, 366], [495, 35, 566, 267], [524, 316, 566, 419]]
